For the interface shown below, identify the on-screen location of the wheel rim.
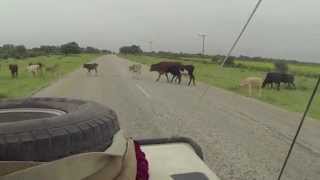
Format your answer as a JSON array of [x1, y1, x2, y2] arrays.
[[0, 108, 66, 123]]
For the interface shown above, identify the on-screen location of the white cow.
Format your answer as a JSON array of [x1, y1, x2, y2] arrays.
[[240, 77, 262, 96], [27, 64, 42, 77]]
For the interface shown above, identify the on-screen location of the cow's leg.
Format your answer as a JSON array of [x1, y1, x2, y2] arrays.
[[192, 74, 196, 86], [174, 75, 178, 83], [277, 82, 280, 90], [258, 86, 262, 97], [291, 82, 296, 89], [95, 68, 98, 75], [165, 73, 170, 82], [187, 75, 192, 86], [170, 74, 175, 83], [156, 73, 162, 81], [248, 84, 252, 96], [188, 74, 195, 86]]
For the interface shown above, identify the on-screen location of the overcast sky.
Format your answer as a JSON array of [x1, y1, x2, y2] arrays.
[[1, 0, 320, 62]]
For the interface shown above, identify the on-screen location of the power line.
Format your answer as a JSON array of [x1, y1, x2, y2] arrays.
[[221, 0, 263, 67], [277, 76, 320, 180]]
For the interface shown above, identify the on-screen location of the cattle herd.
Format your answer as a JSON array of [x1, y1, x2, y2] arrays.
[[126, 61, 297, 92], [3, 60, 297, 96], [150, 61, 196, 86], [4, 63, 59, 78], [240, 72, 296, 96]]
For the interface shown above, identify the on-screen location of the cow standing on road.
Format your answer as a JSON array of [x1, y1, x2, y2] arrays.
[[83, 63, 98, 75], [181, 65, 195, 86], [150, 62, 182, 83]]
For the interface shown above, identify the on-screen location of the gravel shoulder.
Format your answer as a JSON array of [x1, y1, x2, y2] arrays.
[[34, 55, 320, 180]]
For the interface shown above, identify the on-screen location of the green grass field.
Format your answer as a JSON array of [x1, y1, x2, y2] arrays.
[[120, 54, 320, 120], [0, 54, 100, 98], [236, 60, 320, 77]]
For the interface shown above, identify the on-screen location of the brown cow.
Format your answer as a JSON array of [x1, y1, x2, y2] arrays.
[[9, 64, 18, 78], [150, 62, 182, 83]]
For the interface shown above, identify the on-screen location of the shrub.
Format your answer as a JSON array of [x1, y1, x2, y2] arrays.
[[222, 57, 235, 67], [274, 61, 288, 73], [211, 56, 220, 64], [61, 42, 81, 55], [119, 45, 143, 54]]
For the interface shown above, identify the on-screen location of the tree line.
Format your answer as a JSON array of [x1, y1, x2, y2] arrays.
[[0, 42, 111, 59]]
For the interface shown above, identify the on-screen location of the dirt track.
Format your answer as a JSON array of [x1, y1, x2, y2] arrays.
[[34, 55, 320, 180]]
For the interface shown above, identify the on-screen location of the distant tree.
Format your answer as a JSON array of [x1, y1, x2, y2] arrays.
[[15, 45, 27, 55], [0, 44, 27, 59], [119, 45, 143, 54], [102, 49, 112, 54], [85, 46, 101, 53], [2, 44, 15, 49], [40, 45, 60, 54], [274, 61, 288, 73], [60, 42, 81, 55]]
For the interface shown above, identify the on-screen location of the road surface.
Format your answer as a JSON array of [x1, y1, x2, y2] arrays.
[[35, 55, 320, 180]]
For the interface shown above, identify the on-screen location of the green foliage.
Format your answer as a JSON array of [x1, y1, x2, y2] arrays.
[[211, 56, 221, 64], [0, 44, 27, 59], [84, 46, 101, 54], [119, 45, 143, 54], [61, 42, 81, 55], [0, 42, 108, 60], [274, 61, 289, 73], [222, 56, 236, 67]]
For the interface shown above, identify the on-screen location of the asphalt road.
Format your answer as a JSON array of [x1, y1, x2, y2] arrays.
[[34, 55, 320, 180]]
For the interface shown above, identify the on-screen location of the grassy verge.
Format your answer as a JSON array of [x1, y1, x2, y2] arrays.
[[0, 54, 101, 98], [235, 60, 320, 77], [120, 54, 320, 120]]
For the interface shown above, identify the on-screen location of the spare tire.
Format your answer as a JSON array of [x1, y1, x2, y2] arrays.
[[0, 97, 119, 162]]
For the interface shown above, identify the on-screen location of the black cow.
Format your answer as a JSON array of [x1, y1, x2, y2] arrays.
[[9, 64, 18, 78], [181, 65, 195, 86], [171, 64, 196, 86], [262, 72, 296, 90], [83, 63, 98, 74]]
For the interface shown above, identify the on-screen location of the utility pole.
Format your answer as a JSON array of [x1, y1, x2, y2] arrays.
[[148, 41, 153, 52], [198, 33, 207, 55]]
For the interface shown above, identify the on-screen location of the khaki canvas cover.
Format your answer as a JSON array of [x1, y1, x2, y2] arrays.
[[0, 131, 137, 180]]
